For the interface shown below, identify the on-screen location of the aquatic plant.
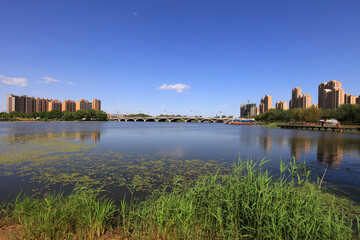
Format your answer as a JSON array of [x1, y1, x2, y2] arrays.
[[3, 185, 116, 239]]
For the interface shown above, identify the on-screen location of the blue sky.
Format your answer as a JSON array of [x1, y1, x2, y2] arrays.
[[1, 0, 359, 116]]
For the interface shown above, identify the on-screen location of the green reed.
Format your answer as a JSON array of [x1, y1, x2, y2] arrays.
[[125, 158, 359, 239], [1, 158, 359, 239], [2, 185, 116, 239]]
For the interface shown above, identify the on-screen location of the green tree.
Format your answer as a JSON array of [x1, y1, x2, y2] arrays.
[[303, 107, 322, 122], [63, 111, 74, 121], [86, 109, 97, 120], [96, 110, 108, 121], [292, 109, 305, 121], [74, 110, 87, 120]]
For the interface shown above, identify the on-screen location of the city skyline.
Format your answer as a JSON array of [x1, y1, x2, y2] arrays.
[[6, 94, 101, 114], [1, 1, 360, 116]]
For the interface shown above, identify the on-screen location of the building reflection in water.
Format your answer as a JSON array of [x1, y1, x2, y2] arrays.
[[317, 136, 344, 166], [289, 137, 312, 160], [259, 136, 272, 153], [5, 131, 101, 143]]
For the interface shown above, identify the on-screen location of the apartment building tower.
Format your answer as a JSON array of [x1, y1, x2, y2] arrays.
[[275, 101, 288, 110], [240, 103, 257, 117], [6, 94, 101, 113], [344, 94, 357, 104], [76, 99, 92, 111], [318, 80, 345, 109], [259, 95, 272, 114], [62, 99, 76, 112], [92, 98, 101, 111], [48, 100, 62, 111], [289, 87, 312, 109]]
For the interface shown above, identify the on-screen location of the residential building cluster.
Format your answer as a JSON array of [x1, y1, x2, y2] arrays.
[[240, 80, 359, 117], [6, 94, 101, 114]]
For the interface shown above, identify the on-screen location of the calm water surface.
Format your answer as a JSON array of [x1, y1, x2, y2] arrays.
[[0, 122, 359, 202]]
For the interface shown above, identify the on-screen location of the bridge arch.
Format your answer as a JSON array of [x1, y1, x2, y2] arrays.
[[157, 118, 168, 122], [145, 118, 156, 122], [170, 118, 186, 122], [126, 119, 135, 122], [135, 118, 145, 122], [186, 119, 200, 123]]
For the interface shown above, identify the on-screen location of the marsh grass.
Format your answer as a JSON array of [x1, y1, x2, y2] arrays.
[[2, 185, 116, 239], [124, 159, 359, 239], [2, 159, 359, 239]]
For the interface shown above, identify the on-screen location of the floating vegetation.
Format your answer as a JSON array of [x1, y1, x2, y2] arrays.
[[2, 160, 360, 239], [0, 133, 233, 195]]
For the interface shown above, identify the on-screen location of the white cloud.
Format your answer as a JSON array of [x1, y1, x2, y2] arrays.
[[68, 81, 76, 85], [157, 83, 190, 93], [0, 75, 28, 87], [38, 77, 59, 84], [133, 11, 138, 16]]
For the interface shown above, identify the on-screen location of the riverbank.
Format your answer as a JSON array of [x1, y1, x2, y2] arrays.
[[1, 159, 359, 239]]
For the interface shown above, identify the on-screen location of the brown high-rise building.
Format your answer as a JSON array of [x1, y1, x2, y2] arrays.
[[35, 98, 42, 112], [92, 98, 101, 111], [6, 94, 16, 113], [6, 94, 32, 113], [48, 100, 62, 111], [260, 95, 272, 114], [7, 94, 102, 114], [344, 94, 357, 104], [290, 87, 302, 109], [289, 87, 312, 109], [275, 101, 288, 110], [318, 80, 345, 109], [62, 99, 76, 112], [26, 97, 36, 114], [42, 99, 49, 112], [76, 99, 92, 111], [301, 94, 312, 109]]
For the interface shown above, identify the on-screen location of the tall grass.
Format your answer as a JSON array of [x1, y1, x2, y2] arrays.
[[1, 159, 359, 239], [124, 159, 358, 239], [2, 185, 116, 239]]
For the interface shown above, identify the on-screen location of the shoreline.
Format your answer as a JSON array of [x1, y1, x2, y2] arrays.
[[1, 159, 359, 239]]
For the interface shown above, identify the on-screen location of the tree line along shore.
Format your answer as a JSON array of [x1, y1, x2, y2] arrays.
[[0, 109, 108, 121], [253, 104, 360, 123]]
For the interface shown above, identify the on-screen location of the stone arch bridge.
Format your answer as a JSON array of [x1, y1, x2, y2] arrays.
[[113, 116, 233, 123]]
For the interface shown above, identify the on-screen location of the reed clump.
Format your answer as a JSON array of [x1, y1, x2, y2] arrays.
[[124, 159, 359, 239], [1, 159, 359, 239], [2, 185, 116, 239]]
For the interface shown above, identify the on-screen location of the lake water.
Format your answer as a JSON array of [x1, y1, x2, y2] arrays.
[[0, 122, 359, 202]]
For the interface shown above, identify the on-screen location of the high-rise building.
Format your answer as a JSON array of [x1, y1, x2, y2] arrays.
[[26, 97, 36, 114], [318, 80, 345, 109], [301, 94, 312, 109], [92, 98, 101, 111], [260, 95, 272, 114], [6, 94, 16, 113], [6, 94, 101, 113], [62, 99, 76, 112], [76, 99, 92, 111], [240, 103, 257, 117], [290, 87, 302, 109], [6, 94, 30, 113], [48, 100, 62, 111], [344, 94, 357, 104], [289, 87, 312, 109], [275, 101, 288, 110]]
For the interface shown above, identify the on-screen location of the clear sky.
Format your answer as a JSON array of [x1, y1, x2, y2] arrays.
[[1, 0, 359, 116]]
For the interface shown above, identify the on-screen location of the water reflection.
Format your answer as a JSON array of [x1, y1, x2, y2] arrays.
[[4, 131, 101, 143], [289, 137, 312, 160]]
